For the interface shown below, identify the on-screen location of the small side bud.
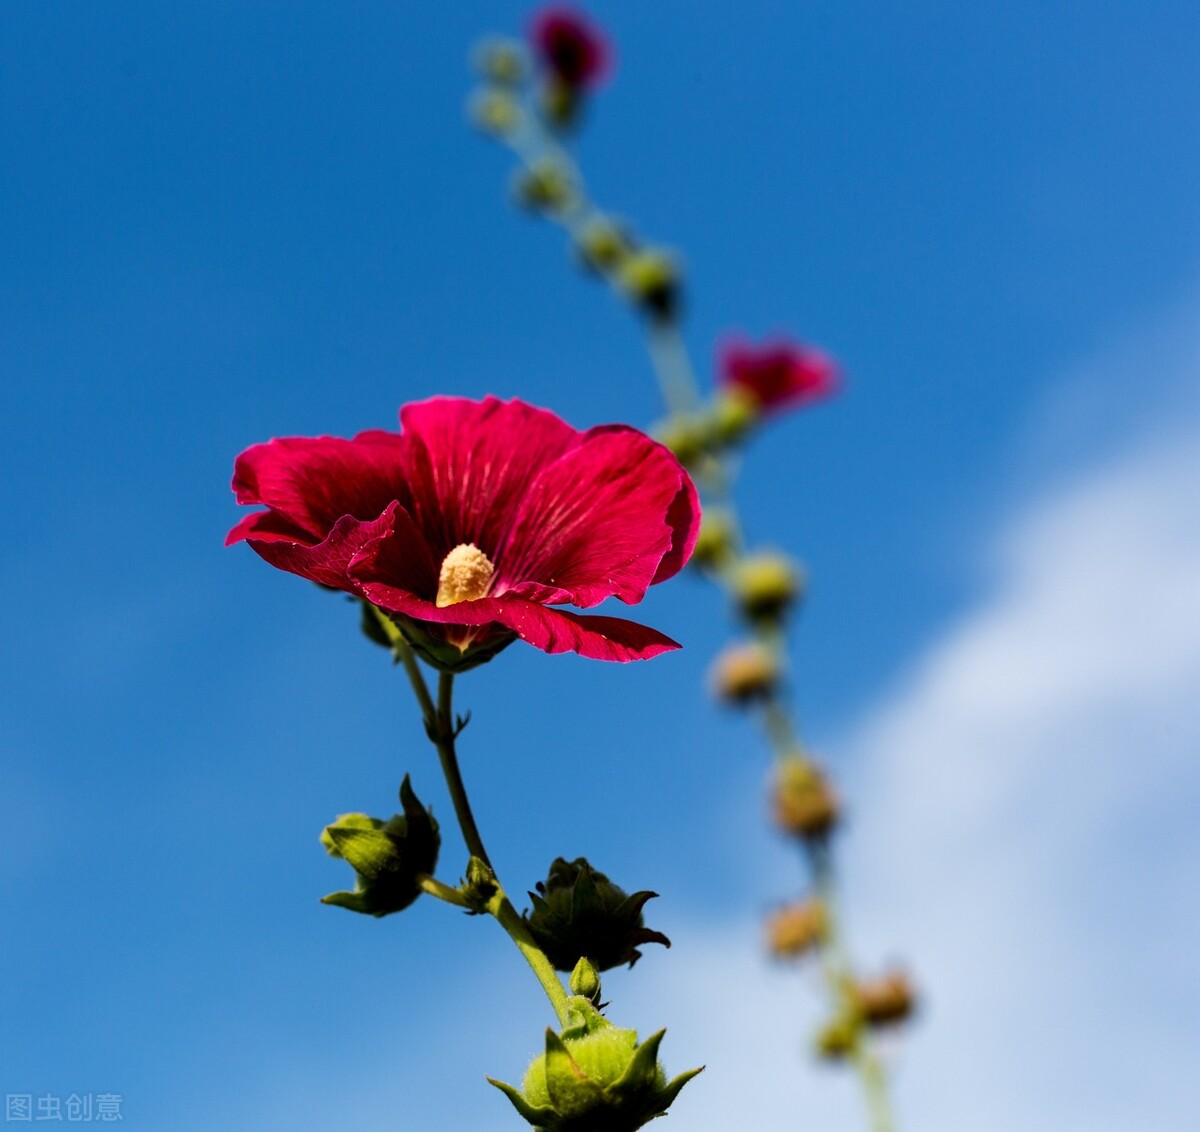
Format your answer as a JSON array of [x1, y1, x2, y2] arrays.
[[513, 157, 576, 213], [772, 755, 840, 841], [853, 971, 917, 1028], [765, 899, 828, 960], [618, 248, 681, 320], [319, 776, 440, 917], [569, 957, 602, 1004], [575, 216, 634, 274], [655, 414, 710, 467], [709, 641, 780, 705], [690, 509, 737, 571], [524, 857, 671, 973], [815, 1014, 860, 1061], [711, 388, 760, 445], [473, 37, 528, 86], [489, 999, 702, 1131], [732, 552, 805, 623], [469, 89, 522, 137], [463, 855, 500, 913]]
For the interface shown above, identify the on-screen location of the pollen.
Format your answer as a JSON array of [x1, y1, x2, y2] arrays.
[[435, 543, 495, 607]]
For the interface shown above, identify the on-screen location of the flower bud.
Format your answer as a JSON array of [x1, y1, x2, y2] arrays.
[[320, 776, 440, 917], [853, 971, 917, 1028], [711, 388, 760, 446], [524, 857, 670, 973], [513, 158, 576, 213], [815, 1014, 860, 1061], [489, 998, 701, 1132], [575, 216, 634, 274], [569, 956, 602, 1004], [618, 249, 681, 320], [732, 552, 805, 623], [687, 510, 735, 573], [765, 899, 828, 959], [709, 641, 780, 705], [470, 89, 522, 137], [772, 755, 840, 841], [473, 37, 528, 86], [655, 414, 709, 467]]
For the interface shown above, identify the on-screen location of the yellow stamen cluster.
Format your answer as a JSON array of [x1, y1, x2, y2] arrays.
[[435, 543, 495, 607]]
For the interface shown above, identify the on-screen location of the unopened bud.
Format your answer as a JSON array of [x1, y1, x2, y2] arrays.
[[690, 510, 737, 571], [710, 642, 780, 705], [853, 971, 917, 1028], [470, 89, 521, 136], [711, 389, 760, 445], [576, 216, 633, 273], [618, 248, 681, 320], [473, 38, 528, 86], [815, 1014, 859, 1061], [569, 956, 602, 1004], [733, 552, 804, 623], [772, 756, 840, 840], [513, 158, 575, 213], [765, 899, 828, 959]]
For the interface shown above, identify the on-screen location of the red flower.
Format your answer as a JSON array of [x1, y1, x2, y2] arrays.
[[530, 6, 611, 89], [718, 338, 841, 414], [227, 396, 699, 669]]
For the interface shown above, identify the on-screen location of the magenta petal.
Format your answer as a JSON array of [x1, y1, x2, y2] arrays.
[[651, 473, 701, 584], [246, 503, 403, 591], [492, 600, 681, 661], [231, 431, 410, 542], [353, 584, 679, 662], [396, 396, 576, 555], [496, 426, 696, 607], [346, 505, 441, 602], [225, 508, 312, 548]]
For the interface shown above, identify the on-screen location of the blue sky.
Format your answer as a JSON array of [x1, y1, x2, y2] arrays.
[[2, 3, 1199, 1129]]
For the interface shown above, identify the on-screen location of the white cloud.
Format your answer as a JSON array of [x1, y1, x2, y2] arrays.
[[628, 321, 1200, 1130]]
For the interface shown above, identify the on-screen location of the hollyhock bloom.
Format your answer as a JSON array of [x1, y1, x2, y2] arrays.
[[227, 396, 699, 670], [718, 337, 841, 415], [530, 6, 611, 89]]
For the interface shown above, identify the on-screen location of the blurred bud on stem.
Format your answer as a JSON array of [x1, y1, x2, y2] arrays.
[[690, 509, 737, 571], [772, 755, 840, 840], [473, 37, 528, 85], [853, 971, 917, 1027], [513, 157, 577, 213], [765, 899, 829, 959], [618, 248, 681, 320], [576, 216, 634, 274], [733, 551, 805, 623], [470, 89, 522, 136], [710, 641, 780, 705]]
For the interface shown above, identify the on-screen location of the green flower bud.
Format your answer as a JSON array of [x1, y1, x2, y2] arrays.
[[732, 551, 805, 623], [815, 1013, 860, 1061], [690, 509, 737, 572], [772, 755, 840, 841], [524, 857, 671, 973], [711, 388, 761, 445], [473, 37, 528, 86], [618, 248, 681, 320], [575, 216, 633, 274], [470, 89, 522, 137], [654, 414, 710, 467], [490, 998, 702, 1132], [709, 641, 780, 705], [569, 957, 602, 1004], [540, 78, 581, 130], [513, 158, 576, 214], [320, 776, 439, 917]]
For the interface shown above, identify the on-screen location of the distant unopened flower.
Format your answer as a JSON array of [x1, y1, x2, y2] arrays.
[[772, 755, 840, 840], [852, 970, 917, 1027], [228, 396, 699, 670], [765, 899, 828, 959], [709, 641, 779, 704], [718, 337, 840, 415], [530, 6, 611, 90]]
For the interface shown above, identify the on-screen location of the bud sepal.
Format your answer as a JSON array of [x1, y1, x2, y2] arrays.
[[319, 776, 440, 917], [489, 998, 702, 1131]]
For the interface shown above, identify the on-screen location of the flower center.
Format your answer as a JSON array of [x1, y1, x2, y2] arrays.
[[435, 543, 495, 607]]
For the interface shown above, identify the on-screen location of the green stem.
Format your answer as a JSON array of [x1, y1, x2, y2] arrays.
[[390, 632, 571, 1026]]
